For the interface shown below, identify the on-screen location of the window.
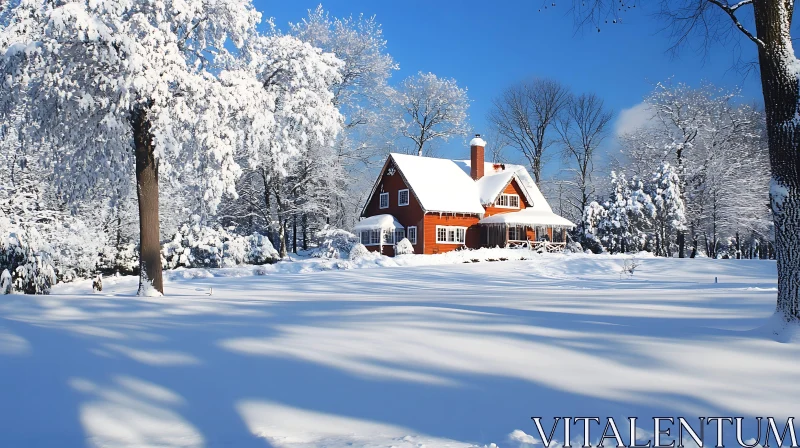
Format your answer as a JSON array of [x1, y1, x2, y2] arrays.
[[379, 192, 389, 209], [536, 226, 549, 241], [398, 189, 410, 206], [435, 225, 467, 244], [508, 225, 526, 241], [496, 193, 520, 208], [552, 227, 565, 243], [383, 229, 394, 245], [361, 229, 381, 246], [394, 229, 405, 244], [407, 226, 417, 245]]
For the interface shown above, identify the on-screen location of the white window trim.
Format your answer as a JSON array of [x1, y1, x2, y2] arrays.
[[407, 226, 417, 245], [495, 193, 520, 209], [435, 225, 467, 244], [398, 189, 410, 206], [379, 192, 389, 209], [361, 229, 396, 246]]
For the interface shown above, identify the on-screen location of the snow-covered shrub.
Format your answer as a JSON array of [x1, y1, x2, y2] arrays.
[[0, 219, 56, 294], [162, 223, 278, 269], [311, 227, 360, 259], [48, 219, 105, 282], [15, 253, 56, 294], [1, 269, 11, 294], [395, 238, 414, 255], [97, 244, 139, 276], [246, 233, 279, 265], [348, 243, 371, 261], [564, 241, 583, 254]]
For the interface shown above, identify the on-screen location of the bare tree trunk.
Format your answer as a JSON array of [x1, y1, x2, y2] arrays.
[[754, 0, 800, 321], [279, 220, 288, 258], [302, 214, 308, 251], [736, 231, 742, 259], [292, 216, 297, 254], [131, 105, 163, 295]]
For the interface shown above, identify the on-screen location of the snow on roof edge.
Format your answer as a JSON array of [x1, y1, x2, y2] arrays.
[[479, 210, 575, 228], [354, 214, 404, 231]]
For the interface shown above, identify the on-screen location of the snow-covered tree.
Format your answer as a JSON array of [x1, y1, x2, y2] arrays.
[[289, 6, 398, 229], [619, 82, 770, 259], [566, 0, 800, 329], [0, 0, 262, 293], [392, 72, 470, 156], [648, 163, 686, 257], [582, 200, 608, 253], [0, 0, 344, 294], [229, 34, 344, 258]]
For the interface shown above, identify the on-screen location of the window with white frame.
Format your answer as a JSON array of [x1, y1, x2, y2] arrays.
[[394, 229, 405, 243], [361, 229, 382, 246], [383, 229, 394, 244], [407, 226, 417, 245], [496, 193, 520, 208], [508, 225, 526, 241], [436, 225, 467, 244], [379, 192, 389, 209], [398, 189, 410, 206]]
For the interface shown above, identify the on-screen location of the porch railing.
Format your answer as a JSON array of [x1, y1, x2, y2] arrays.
[[507, 240, 567, 253]]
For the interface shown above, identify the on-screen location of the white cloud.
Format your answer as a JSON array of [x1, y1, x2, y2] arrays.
[[614, 102, 656, 137]]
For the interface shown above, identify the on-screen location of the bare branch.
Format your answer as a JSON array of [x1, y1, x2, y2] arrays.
[[706, 0, 764, 47]]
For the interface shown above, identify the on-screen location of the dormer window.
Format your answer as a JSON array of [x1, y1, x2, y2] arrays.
[[496, 193, 520, 209]]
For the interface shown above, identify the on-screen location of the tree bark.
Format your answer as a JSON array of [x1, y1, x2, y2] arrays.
[[292, 216, 297, 254], [279, 220, 288, 258], [753, 0, 800, 321], [131, 105, 163, 295], [302, 214, 308, 251]]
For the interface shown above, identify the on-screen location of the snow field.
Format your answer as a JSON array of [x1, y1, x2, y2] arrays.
[[0, 253, 792, 448]]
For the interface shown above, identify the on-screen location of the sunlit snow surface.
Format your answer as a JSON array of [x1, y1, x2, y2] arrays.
[[0, 252, 792, 448]]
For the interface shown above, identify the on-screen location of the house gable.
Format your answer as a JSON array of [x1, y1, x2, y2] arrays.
[[361, 156, 426, 253], [483, 178, 530, 217]]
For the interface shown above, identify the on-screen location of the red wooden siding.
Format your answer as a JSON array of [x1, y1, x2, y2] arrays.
[[422, 213, 480, 254], [362, 157, 425, 254]]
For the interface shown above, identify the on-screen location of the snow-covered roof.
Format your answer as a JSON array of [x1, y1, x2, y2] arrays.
[[474, 170, 515, 204], [454, 160, 553, 213], [354, 214, 404, 231], [389, 153, 485, 214], [469, 136, 487, 147], [479, 209, 575, 228]]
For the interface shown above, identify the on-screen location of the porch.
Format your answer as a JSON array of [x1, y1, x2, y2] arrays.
[[478, 210, 575, 252]]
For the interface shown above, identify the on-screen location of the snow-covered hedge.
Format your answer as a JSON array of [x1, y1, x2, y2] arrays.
[[162, 223, 279, 269], [310, 226, 360, 259], [348, 243, 371, 261]]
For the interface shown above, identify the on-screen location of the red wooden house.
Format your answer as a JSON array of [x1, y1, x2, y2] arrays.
[[356, 135, 575, 256]]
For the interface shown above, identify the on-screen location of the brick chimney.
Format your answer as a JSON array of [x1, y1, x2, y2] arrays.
[[470, 134, 486, 180]]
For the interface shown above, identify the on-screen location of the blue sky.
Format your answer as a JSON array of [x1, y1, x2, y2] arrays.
[[255, 0, 765, 170]]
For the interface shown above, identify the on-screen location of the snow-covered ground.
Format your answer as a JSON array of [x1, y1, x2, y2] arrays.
[[0, 252, 794, 448]]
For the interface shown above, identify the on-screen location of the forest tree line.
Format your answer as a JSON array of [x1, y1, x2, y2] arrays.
[[0, 1, 773, 297]]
